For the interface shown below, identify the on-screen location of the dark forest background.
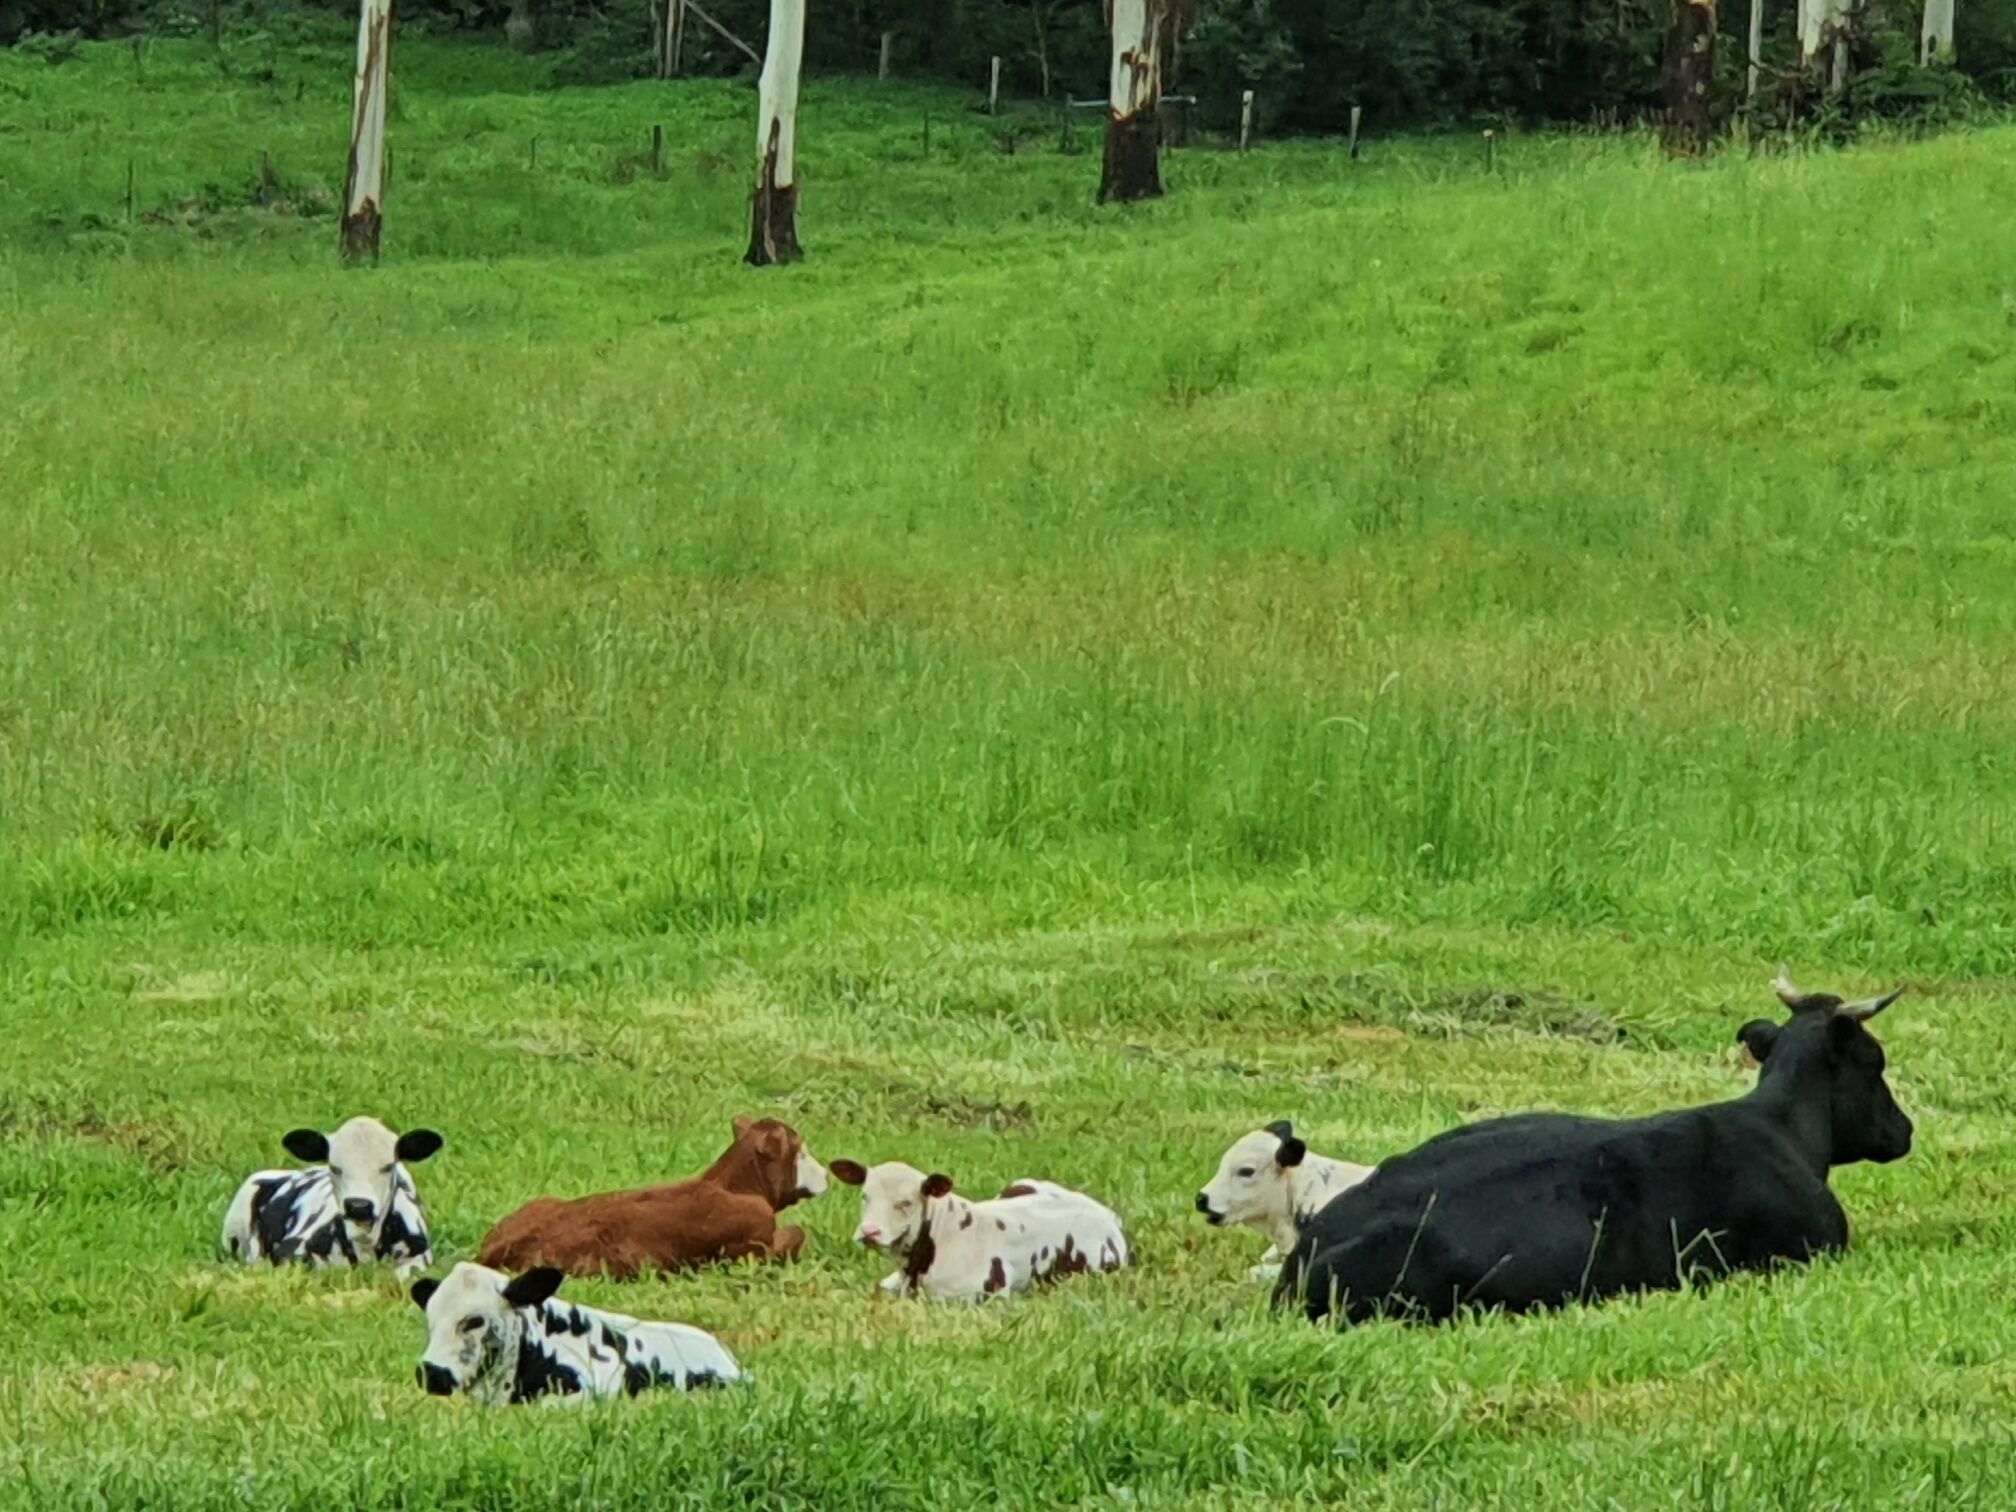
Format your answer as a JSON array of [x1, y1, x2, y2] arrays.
[[5, 0, 2012, 131]]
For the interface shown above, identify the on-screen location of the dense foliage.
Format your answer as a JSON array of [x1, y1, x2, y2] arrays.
[[4, 0, 2010, 130]]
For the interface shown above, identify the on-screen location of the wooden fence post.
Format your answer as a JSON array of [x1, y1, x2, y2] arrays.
[[1348, 105, 1362, 159], [1239, 89, 1254, 150], [989, 55, 1001, 114], [879, 30, 893, 80]]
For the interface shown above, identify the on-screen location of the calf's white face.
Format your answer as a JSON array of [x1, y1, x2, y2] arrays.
[[828, 1160, 946, 1253], [795, 1147, 830, 1200], [1197, 1126, 1304, 1231], [283, 1116, 442, 1240], [411, 1262, 558, 1399]]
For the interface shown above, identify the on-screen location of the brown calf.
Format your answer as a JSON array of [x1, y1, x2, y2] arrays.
[[477, 1116, 830, 1280]]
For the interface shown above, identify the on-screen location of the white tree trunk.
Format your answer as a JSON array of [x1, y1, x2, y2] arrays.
[[1921, 0, 1955, 63], [1100, 0, 1167, 202], [747, 0, 805, 265], [1799, 0, 1855, 93], [341, 0, 390, 263], [1747, 0, 1763, 108], [1107, 0, 1162, 116], [505, 0, 533, 49]]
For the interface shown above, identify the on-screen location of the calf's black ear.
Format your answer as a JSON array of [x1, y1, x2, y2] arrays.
[[282, 1129, 330, 1163], [1737, 1020, 1781, 1065], [395, 1129, 444, 1163], [829, 1159, 867, 1186], [1275, 1136, 1308, 1169], [502, 1267, 566, 1310], [410, 1278, 439, 1312], [1264, 1119, 1295, 1141], [921, 1172, 955, 1199]]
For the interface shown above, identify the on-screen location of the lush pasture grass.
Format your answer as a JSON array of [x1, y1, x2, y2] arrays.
[[4, 33, 2016, 1509]]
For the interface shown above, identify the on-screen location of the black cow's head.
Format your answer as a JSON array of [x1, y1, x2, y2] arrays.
[[1737, 968, 1913, 1167]]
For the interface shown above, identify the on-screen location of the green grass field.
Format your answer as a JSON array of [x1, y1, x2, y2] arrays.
[[4, 31, 2016, 1508]]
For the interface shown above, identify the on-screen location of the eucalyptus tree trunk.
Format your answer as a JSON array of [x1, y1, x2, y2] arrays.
[[340, 0, 391, 263], [1747, 0, 1763, 109], [1664, 0, 1717, 153], [1799, 0, 1856, 93], [1921, 0, 1955, 63], [1099, 0, 1173, 203], [505, 0, 533, 48], [747, 0, 805, 265]]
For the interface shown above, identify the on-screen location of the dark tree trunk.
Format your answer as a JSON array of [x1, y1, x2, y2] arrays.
[[746, 126, 802, 266], [340, 204, 382, 263], [1099, 110, 1162, 203], [1664, 0, 1717, 155]]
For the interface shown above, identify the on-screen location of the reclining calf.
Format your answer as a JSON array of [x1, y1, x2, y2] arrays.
[[221, 1117, 443, 1278], [829, 1159, 1129, 1302], [412, 1262, 745, 1405], [478, 1115, 827, 1278], [1195, 1121, 1374, 1282]]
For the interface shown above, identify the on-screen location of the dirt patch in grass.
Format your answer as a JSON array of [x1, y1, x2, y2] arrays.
[[1227, 969, 1633, 1046]]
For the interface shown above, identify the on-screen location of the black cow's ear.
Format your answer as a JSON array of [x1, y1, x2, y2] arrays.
[[395, 1129, 444, 1163], [410, 1278, 439, 1312], [830, 1159, 867, 1187], [1276, 1136, 1308, 1169], [1737, 1020, 1781, 1065], [921, 1172, 954, 1200], [1264, 1119, 1295, 1142], [282, 1129, 329, 1163], [502, 1267, 566, 1310]]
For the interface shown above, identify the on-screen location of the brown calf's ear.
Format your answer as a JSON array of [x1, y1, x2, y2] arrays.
[[731, 1115, 755, 1140], [502, 1267, 566, 1310], [395, 1129, 444, 1163], [921, 1172, 955, 1200], [1737, 1020, 1781, 1066], [829, 1159, 868, 1186], [1276, 1136, 1308, 1169], [282, 1129, 330, 1163], [410, 1278, 439, 1312]]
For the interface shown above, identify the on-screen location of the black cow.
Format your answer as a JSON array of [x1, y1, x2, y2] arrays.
[[1277, 971, 1913, 1325]]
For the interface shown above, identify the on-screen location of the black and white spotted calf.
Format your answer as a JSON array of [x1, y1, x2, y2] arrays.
[[411, 1262, 746, 1405], [221, 1117, 443, 1278]]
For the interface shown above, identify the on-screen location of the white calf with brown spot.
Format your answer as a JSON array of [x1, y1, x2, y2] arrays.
[[1196, 1121, 1374, 1282], [829, 1160, 1129, 1302]]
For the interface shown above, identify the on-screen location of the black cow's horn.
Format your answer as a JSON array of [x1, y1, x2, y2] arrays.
[[1772, 966, 1844, 1014], [1837, 986, 1906, 1021], [1771, 966, 1802, 1008]]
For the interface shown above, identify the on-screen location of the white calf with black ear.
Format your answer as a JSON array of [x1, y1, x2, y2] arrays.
[[412, 1262, 745, 1405], [1195, 1121, 1374, 1282], [221, 1117, 443, 1277]]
